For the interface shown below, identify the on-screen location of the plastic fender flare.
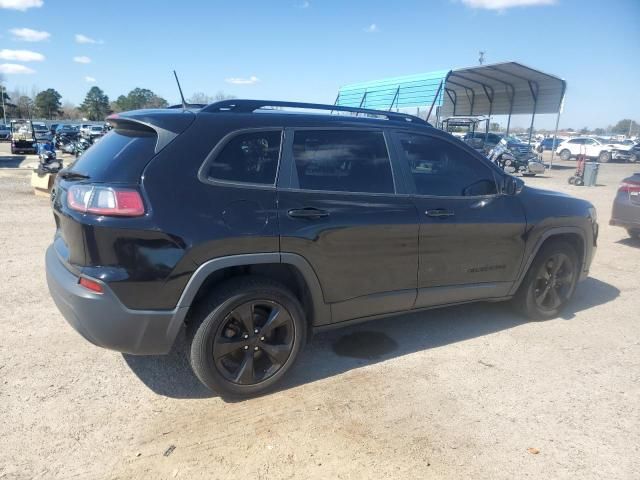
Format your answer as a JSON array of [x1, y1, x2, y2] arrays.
[[165, 252, 331, 342], [509, 226, 587, 296]]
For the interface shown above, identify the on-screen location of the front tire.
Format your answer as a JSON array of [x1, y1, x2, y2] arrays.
[[598, 151, 611, 163], [189, 276, 307, 398], [560, 149, 571, 161], [514, 240, 579, 320]]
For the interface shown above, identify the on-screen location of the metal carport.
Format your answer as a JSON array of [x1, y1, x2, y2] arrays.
[[336, 61, 566, 161]]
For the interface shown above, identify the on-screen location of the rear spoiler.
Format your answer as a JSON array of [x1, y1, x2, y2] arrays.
[[107, 109, 196, 154]]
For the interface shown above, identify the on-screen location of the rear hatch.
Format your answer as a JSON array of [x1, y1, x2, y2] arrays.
[[52, 109, 196, 267]]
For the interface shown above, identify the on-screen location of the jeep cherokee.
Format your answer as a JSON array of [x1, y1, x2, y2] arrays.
[[46, 100, 598, 397]]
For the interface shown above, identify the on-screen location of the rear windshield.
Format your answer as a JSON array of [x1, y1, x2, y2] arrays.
[[70, 129, 157, 183]]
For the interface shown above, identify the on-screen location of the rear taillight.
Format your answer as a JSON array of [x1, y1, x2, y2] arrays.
[[619, 181, 640, 194], [67, 185, 145, 217]]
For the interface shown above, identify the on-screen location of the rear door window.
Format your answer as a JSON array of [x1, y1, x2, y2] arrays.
[[291, 130, 394, 194]]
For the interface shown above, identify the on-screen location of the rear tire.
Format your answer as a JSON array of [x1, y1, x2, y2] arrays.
[[513, 240, 580, 320], [628, 229, 640, 239], [560, 149, 571, 161], [188, 276, 307, 398], [574, 178, 584, 186], [598, 151, 611, 163]]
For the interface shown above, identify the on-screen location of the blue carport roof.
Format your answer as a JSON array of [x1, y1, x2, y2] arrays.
[[336, 62, 566, 117], [336, 69, 449, 110]]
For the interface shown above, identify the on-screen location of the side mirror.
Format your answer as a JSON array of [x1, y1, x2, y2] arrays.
[[503, 175, 524, 195]]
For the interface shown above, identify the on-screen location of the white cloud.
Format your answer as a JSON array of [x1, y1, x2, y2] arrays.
[[0, 0, 43, 11], [225, 75, 260, 85], [9, 27, 50, 42], [0, 63, 35, 74], [364, 23, 379, 33], [73, 56, 91, 64], [84, 76, 96, 83], [75, 33, 103, 44], [461, 0, 555, 10], [0, 49, 44, 62]]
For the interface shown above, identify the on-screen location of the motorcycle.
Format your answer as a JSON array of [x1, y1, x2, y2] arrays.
[[488, 138, 546, 177], [37, 146, 63, 174], [63, 137, 91, 158]]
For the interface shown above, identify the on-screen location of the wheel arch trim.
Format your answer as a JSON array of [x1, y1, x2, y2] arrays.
[[510, 226, 587, 295], [167, 252, 330, 340]]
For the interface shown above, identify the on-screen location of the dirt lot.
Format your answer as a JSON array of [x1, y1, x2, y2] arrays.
[[1, 144, 639, 480]]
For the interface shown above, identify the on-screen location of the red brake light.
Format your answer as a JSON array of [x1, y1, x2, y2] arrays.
[[79, 277, 103, 293], [619, 181, 640, 193], [67, 185, 145, 217]]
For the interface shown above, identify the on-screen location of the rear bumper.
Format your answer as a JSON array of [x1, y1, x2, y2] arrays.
[[45, 245, 184, 355]]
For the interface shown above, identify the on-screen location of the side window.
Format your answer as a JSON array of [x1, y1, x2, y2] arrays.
[[584, 139, 597, 146], [205, 130, 282, 185], [291, 130, 394, 194], [569, 139, 584, 145], [398, 134, 497, 197]]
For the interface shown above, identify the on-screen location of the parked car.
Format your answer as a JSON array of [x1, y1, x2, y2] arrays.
[[82, 125, 105, 140], [556, 137, 635, 163], [32, 122, 52, 141], [46, 100, 598, 397], [610, 173, 640, 239], [463, 131, 503, 152], [0, 123, 10, 141], [79, 123, 93, 136], [536, 137, 563, 152], [49, 123, 59, 135]]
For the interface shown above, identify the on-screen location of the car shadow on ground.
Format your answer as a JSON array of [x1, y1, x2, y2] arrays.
[[0, 155, 26, 168], [616, 236, 640, 248], [122, 277, 619, 400]]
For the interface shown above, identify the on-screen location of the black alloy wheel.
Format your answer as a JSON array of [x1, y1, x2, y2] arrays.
[[533, 253, 575, 313], [212, 300, 295, 385], [514, 240, 579, 320], [189, 277, 306, 397]]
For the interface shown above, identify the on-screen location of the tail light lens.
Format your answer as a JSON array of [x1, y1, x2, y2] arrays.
[[67, 185, 145, 217], [619, 181, 640, 194]]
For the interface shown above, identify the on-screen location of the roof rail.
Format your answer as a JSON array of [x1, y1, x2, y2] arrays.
[[201, 99, 430, 125]]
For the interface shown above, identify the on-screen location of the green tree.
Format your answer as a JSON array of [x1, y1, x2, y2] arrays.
[[35, 88, 62, 119], [612, 119, 639, 136], [579, 126, 590, 134], [112, 88, 168, 112], [79, 86, 110, 120], [15, 95, 34, 118], [593, 128, 605, 135]]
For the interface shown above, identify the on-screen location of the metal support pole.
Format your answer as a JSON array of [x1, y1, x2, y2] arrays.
[[388, 86, 400, 112], [527, 81, 539, 145], [550, 109, 562, 171], [426, 80, 443, 123]]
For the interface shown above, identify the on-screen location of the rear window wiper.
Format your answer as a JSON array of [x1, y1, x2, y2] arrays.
[[59, 170, 90, 180]]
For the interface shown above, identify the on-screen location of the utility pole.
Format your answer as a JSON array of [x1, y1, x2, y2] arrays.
[[1, 84, 6, 126], [479, 51, 486, 65]]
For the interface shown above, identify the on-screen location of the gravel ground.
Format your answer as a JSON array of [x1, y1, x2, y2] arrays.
[[1, 145, 639, 480]]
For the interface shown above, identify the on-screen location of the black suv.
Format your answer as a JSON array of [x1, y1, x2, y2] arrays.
[[46, 100, 598, 397]]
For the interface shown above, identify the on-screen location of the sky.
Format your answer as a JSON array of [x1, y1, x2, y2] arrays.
[[0, 0, 639, 129]]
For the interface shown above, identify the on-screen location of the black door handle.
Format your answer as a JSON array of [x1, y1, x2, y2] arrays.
[[425, 209, 455, 218], [287, 207, 330, 219]]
